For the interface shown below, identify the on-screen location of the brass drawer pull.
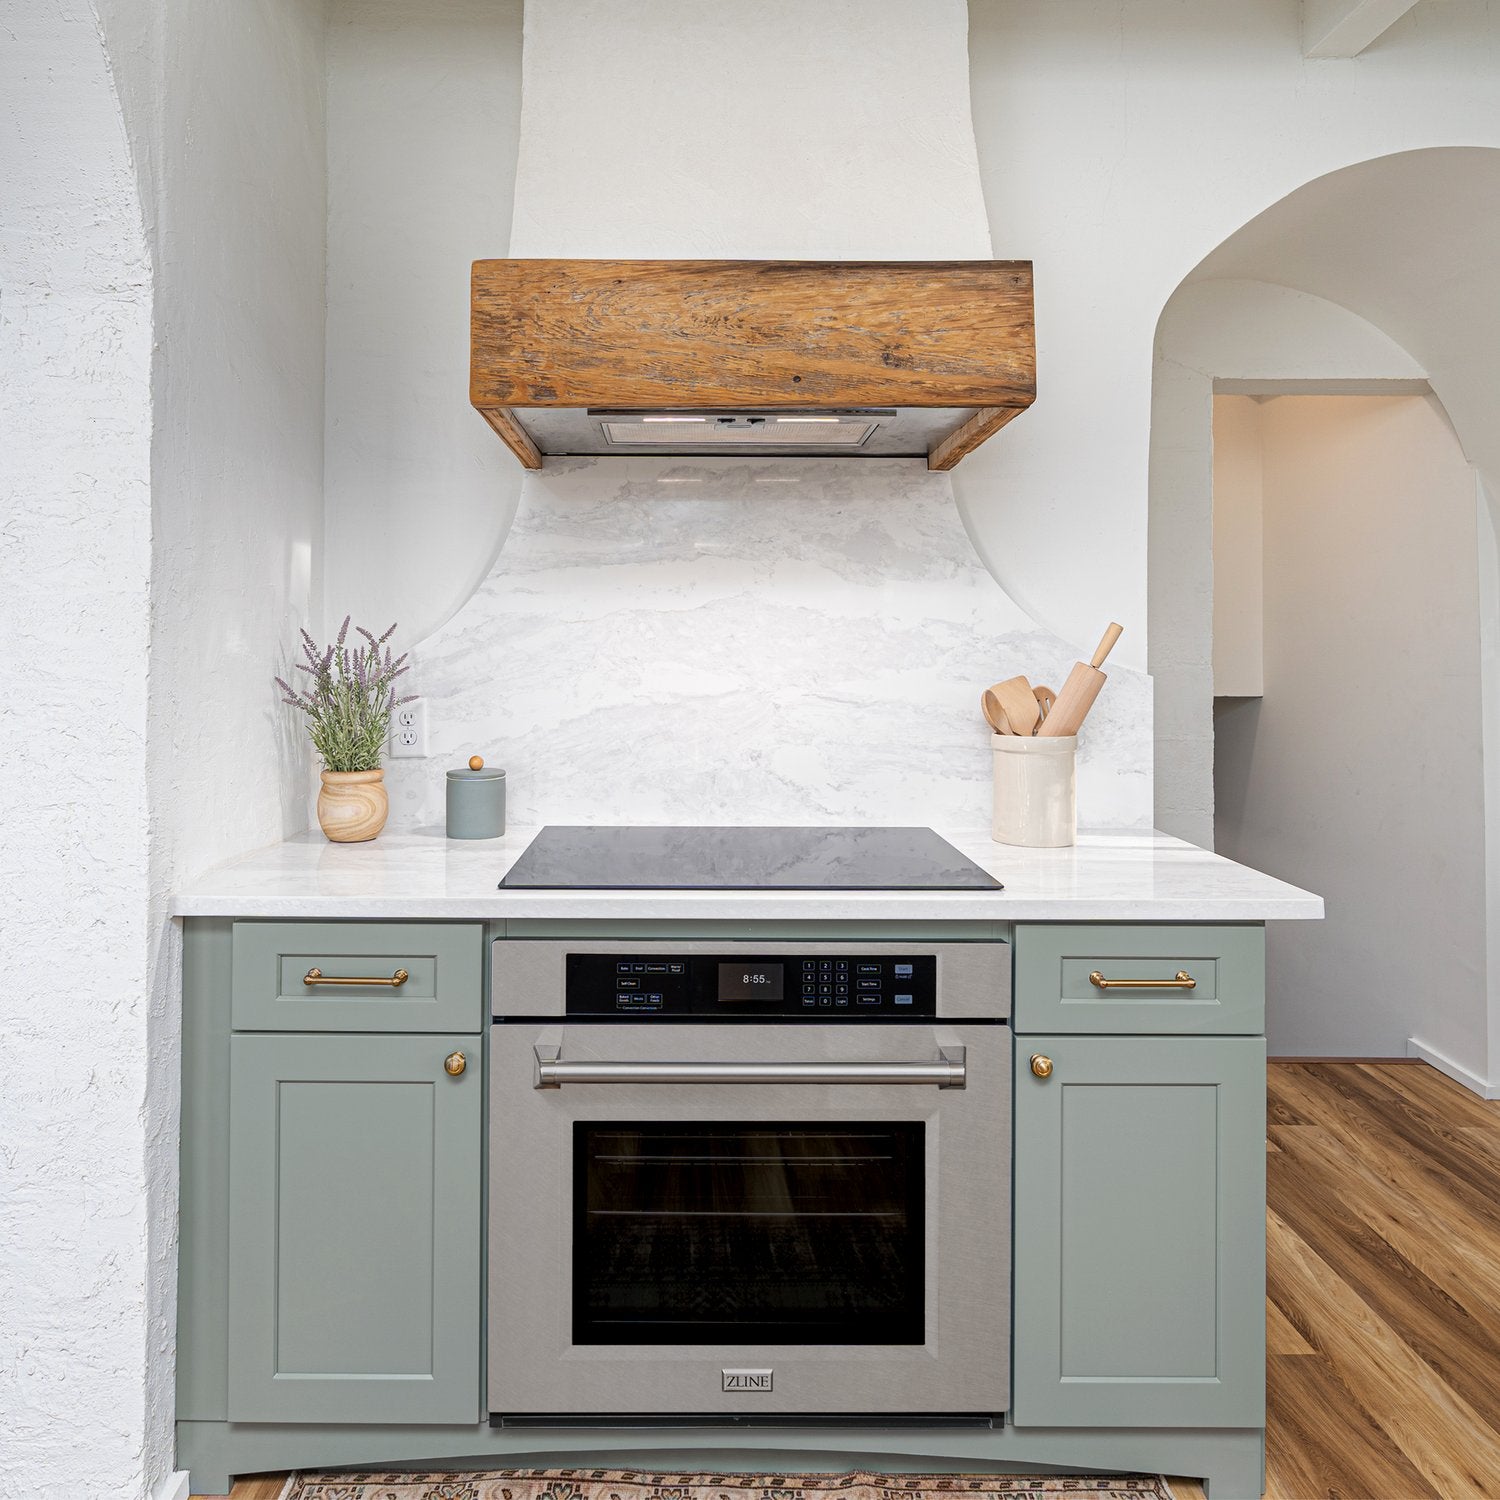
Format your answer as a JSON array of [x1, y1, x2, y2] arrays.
[[1088, 969, 1196, 991], [303, 966, 410, 988]]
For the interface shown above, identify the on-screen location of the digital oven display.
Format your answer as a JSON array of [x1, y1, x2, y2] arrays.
[[717, 962, 785, 1002]]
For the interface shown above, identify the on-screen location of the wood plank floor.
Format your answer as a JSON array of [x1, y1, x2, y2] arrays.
[[213, 1061, 1500, 1500]]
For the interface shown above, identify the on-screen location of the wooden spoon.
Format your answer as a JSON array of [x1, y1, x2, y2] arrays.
[[1032, 684, 1057, 728], [988, 675, 1040, 736], [982, 688, 1014, 735]]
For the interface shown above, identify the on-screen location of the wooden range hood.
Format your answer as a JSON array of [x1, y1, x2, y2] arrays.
[[470, 259, 1035, 471]]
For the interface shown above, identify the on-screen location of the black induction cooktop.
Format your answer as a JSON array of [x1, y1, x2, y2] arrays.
[[499, 825, 1003, 891]]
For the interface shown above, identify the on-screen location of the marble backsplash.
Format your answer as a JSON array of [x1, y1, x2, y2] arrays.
[[384, 456, 1152, 832]]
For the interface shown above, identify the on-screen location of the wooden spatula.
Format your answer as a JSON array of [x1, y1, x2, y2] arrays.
[[1032, 684, 1056, 726], [987, 675, 1040, 736], [1037, 623, 1123, 738], [981, 688, 1015, 734]]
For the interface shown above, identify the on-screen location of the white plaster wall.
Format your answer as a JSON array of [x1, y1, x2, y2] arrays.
[[0, 3, 154, 1495], [95, 0, 330, 1488], [1213, 395, 1486, 1069], [508, 0, 993, 260], [323, 0, 524, 641], [1478, 476, 1500, 1093], [139, 0, 327, 868], [1212, 397, 1266, 698], [961, 0, 1500, 671]]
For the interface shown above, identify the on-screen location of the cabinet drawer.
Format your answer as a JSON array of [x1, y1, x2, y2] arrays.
[[231, 921, 484, 1032], [1013, 924, 1264, 1034]]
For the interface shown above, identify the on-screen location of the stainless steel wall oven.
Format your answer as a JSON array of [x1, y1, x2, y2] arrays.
[[489, 939, 1011, 1421]]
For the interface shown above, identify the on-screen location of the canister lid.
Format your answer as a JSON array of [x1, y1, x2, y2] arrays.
[[448, 755, 505, 780]]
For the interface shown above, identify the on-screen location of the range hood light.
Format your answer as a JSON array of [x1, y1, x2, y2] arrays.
[[595, 410, 888, 450]]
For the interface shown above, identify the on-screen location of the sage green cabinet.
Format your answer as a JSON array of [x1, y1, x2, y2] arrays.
[[226, 1032, 483, 1424], [1011, 1033, 1266, 1429]]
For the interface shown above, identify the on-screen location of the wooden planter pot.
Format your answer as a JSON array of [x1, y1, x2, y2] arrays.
[[317, 769, 388, 843]]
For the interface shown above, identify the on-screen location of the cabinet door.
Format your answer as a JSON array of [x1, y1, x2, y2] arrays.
[[227, 1033, 482, 1423], [1012, 1034, 1265, 1428]]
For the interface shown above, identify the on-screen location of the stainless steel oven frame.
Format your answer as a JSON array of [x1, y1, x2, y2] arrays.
[[487, 938, 1011, 1421]]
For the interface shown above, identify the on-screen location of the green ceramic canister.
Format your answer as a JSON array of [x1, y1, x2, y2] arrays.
[[446, 757, 506, 839]]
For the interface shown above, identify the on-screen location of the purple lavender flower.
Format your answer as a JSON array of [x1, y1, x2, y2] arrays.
[[273, 620, 412, 773]]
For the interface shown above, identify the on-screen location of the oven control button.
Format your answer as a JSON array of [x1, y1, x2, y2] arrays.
[[857, 963, 881, 974], [617, 978, 639, 989], [802, 995, 816, 1006], [858, 979, 880, 990], [616, 962, 632, 974], [835, 983, 848, 994], [632, 963, 647, 973], [819, 996, 833, 1006], [644, 962, 669, 973], [894, 993, 914, 1005], [834, 996, 849, 1006], [647, 992, 663, 1004], [857, 995, 880, 1006], [894, 963, 914, 977]]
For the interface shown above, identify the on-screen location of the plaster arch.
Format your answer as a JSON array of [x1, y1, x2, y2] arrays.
[[1149, 145, 1500, 842], [1147, 147, 1500, 1094]]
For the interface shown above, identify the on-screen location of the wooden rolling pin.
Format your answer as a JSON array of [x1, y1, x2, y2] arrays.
[[1037, 623, 1123, 737]]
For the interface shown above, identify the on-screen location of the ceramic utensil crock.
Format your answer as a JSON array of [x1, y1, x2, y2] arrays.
[[991, 733, 1077, 847]]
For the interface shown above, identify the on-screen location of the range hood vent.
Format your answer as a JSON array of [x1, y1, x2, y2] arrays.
[[597, 410, 887, 451], [470, 260, 1035, 471]]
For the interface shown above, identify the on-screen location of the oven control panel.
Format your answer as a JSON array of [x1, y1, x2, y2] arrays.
[[565, 953, 938, 1017]]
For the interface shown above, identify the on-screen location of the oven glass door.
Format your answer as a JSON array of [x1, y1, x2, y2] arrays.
[[575, 1120, 924, 1345], [489, 1021, 1010, 1416]]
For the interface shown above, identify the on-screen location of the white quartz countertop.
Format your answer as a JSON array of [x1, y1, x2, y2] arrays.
[[171, 827, 1323, 922]]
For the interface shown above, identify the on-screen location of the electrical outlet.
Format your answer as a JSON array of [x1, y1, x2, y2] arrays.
[[390, 698, 427, 758]]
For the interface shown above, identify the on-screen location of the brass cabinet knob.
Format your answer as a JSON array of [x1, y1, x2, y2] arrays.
[[1030, 1053, 1054, 1079], [444, 1050, 467, 1077]]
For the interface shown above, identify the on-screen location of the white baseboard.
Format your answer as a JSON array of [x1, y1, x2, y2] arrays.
[[1407, 1036, 1500, 1099], [152, 1472, 191, 1500]]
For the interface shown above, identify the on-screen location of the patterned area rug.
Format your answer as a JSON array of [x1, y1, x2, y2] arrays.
[[277, 1467, 1176, 1500]]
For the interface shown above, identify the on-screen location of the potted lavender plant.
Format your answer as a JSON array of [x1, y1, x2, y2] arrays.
[[276, 618, 412, 842]]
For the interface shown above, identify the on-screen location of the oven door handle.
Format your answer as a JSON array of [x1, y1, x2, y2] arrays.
[[531, 1044, 966, 1090]]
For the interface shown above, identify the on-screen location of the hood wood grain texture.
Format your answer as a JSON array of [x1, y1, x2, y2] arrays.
[[470, 258, 1035, 470]]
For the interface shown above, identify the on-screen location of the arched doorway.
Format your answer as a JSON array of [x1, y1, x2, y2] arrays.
[[1150, 148, 1500, 1095]]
